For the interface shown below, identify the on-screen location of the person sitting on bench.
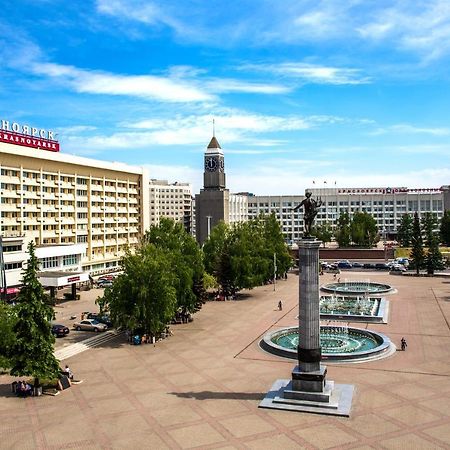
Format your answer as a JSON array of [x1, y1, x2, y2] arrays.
[[16, 380, 32, 397], [63, 365, 74, 380]]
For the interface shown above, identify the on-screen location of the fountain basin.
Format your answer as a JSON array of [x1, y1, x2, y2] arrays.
[[321, 281, 394, 295], [261, 326, 392, 362], [319, 295, 388, 323]]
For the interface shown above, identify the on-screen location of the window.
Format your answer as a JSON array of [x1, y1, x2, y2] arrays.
[[3, 244, 22, 252], [5, 262, 22, 270], [63, 254, 78, 266], [41, 256, 58, 269]]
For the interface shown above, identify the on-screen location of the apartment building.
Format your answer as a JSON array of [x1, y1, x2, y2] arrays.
[[149, 179, 194, 234], [248, 186, 449, 243], [0, 134, 149, 277]]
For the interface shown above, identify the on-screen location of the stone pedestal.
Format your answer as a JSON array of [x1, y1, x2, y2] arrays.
[[259, 238, 354, 417]]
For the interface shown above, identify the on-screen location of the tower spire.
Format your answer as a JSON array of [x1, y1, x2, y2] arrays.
[[212, 118, 215, 137]]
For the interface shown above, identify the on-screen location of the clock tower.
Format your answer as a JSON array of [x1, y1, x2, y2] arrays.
[[203, 136, 226, 189], [195, 135, 229, 243]]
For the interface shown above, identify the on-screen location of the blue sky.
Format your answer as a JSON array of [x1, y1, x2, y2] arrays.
[[1, 0, 449, 195]]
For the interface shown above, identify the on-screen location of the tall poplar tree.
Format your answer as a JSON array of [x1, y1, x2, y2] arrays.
[[426, 234, 444, 275], [397, 214, 413, 247], [10, 242, 60, 387], [410, 212, 425, 275], [440, 210, 450, 246]]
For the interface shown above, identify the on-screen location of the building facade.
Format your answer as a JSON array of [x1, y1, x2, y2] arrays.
[[149, 179, 194, 234], [0, 139, 149, 277], [248, 186, 449, 243]]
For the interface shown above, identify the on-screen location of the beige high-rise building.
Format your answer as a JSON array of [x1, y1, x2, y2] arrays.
[[0, 137, 149, 277], [149, 179, 194, 234]]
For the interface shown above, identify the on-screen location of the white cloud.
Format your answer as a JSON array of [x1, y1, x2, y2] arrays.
[[28, 60, 290, 103], [96, 0, 177, 29], [32, 62, 214, 103], [62, 112, 315, 151], [205, 78, 290, 94], [356, 1, 450, 61], [244, 63, 371, 85], [228, 165, 450, 196], [370, 124, 450, 136]]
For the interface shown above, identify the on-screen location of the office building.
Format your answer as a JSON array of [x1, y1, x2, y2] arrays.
[[248, 186, 449, 243]]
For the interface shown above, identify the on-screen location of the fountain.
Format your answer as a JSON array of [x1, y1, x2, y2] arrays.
[[319, 295, 388, 323], [261, 326, 392, 362], [321, 280, 394, 295]]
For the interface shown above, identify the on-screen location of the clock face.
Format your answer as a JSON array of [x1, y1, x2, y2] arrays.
[[205, 156, 218, 172], [219, 159, 225, 172]]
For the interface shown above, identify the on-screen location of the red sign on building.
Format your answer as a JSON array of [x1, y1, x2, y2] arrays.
[[0, 130, 59, 152]]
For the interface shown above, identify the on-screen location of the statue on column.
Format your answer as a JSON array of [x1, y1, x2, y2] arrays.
[[293, 191, 323, 238]]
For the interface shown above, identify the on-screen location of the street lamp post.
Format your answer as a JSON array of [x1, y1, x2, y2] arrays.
[[206, 215, 212, 239], [273, 252, 277, 292]]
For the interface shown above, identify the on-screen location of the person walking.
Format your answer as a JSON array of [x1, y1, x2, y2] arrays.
[[401, 337, 407, 351], [278, 300, 283, 311]]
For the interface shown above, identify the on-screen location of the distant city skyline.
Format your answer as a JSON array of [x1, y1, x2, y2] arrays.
[[1, 1, 449, 195]]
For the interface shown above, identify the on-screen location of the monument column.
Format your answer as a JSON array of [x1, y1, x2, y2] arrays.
[[298, 239, 322, 372], [259, 191, 354, 416]]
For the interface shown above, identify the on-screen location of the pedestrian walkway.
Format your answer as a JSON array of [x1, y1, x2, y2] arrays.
[[54, 330, 123, 361]]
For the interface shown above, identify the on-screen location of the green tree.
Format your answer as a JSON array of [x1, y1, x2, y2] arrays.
[[426, 234, 444, 275], [350, 211, 378, 247], [410, 212, 425, 275], [311, 222, 333, 247], [260, 214, 292, 278], [421, 212, 439, 246], [203, 215, 291, 296], [397, 214, 413, 247], [10, 242, 60, 387], [0, 302, 16, 370], [145, 218, 205, 314], [101, 243, 177, 336], [440, 210, 450, 246], [334, 212, 351, 247]]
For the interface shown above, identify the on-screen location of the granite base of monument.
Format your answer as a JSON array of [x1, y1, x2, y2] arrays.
[[259, 365, 354, 417]]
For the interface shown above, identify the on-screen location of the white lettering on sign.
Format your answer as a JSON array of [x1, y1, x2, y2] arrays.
[[0, 118, 57, 141]]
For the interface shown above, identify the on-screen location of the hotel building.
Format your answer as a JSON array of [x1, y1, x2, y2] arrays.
[[1, 129, 149, 286], [248, 186, 449, 243]]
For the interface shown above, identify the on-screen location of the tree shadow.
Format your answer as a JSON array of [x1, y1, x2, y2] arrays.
[[169, 390, 265, 401], [0, 383, 16, 398]]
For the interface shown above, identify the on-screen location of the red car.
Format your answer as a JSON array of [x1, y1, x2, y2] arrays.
[[51, 324, 70, 337]]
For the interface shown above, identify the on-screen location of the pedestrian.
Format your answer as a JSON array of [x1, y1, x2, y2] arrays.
[[401, 337, 407, 351], [278, 300, 283, 311], [338, 277, 341, 283]]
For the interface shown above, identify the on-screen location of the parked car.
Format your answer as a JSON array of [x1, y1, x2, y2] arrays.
[[337, 260, 353, 269], [98, 275, 115, 282], [87, 313, 113, 327], [363, 263, 376, 269], [395, 258, 409, 268], [390, 264, 407, 272], [51, 324, 70, 337], [352, 262, 364, 268], [375, 263, 390, 270], [73, 319, 108, 332], [97, 280, 113, 288]]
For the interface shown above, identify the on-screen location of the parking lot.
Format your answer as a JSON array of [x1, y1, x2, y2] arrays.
[[52, 287, 107, 350]]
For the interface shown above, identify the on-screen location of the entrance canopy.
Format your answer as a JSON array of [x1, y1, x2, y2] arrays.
[[38, 271, 89, 288]]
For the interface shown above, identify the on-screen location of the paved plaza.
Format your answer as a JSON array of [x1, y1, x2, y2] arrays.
[[1, 271, 450, 449]]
